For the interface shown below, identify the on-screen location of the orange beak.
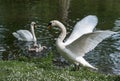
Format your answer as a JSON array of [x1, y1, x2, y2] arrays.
[[48, 22, 52, 29], [48, 25, 51, 29]]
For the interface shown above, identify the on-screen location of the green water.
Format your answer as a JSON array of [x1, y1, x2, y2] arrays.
[[0, 0, 120, 75]]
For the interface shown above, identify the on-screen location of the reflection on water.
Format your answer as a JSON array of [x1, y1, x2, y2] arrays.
[[58, 0, 70, 23], [0, 0, 120, 75]]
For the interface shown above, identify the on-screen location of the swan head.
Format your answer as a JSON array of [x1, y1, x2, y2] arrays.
[[31, 22, 36, 28], [48, 20, 61, 28]]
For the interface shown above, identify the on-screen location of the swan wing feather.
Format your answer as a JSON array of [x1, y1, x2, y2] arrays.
[[13, 30, 33, 41], [12, 32, 23, 40], [65, 15, 98, 45], [66, 31, 116, 56]]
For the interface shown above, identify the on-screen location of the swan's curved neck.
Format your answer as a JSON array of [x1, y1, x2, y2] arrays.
[[31, 25, 37, 42], [57, 22, 67, 42]]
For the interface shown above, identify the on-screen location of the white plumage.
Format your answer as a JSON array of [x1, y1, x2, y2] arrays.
[[12, 22, 37, 42], [48, 15, 116, 70]]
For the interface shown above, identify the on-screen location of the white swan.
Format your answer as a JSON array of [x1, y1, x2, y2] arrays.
[[12, 22, 38, 46], [48, 15, 116, 70], [13, 22, 47, 52], [12, 22, 37, 42]]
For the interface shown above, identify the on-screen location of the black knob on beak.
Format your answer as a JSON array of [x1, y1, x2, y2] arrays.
[[48, 22, 52, 29]]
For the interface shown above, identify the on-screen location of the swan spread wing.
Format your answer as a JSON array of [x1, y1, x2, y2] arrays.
[[65, 15, 98, 45], [66, 31, 116, 56], [13, 30, 33, 41]]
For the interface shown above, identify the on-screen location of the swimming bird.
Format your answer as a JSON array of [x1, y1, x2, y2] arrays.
[[12, 22, 37, 46], [48, 15, 116, 70], [13, 22, 47, 52]]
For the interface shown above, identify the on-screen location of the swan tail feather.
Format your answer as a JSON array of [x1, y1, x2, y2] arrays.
[[12, 32, 22, 41], [76, 57, 98, 70]]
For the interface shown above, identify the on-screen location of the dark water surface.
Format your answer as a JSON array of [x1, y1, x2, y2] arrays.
[[0, 0, 120, 75]]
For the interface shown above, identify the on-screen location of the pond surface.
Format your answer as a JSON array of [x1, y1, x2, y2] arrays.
[[0, 0, 120, 75]]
